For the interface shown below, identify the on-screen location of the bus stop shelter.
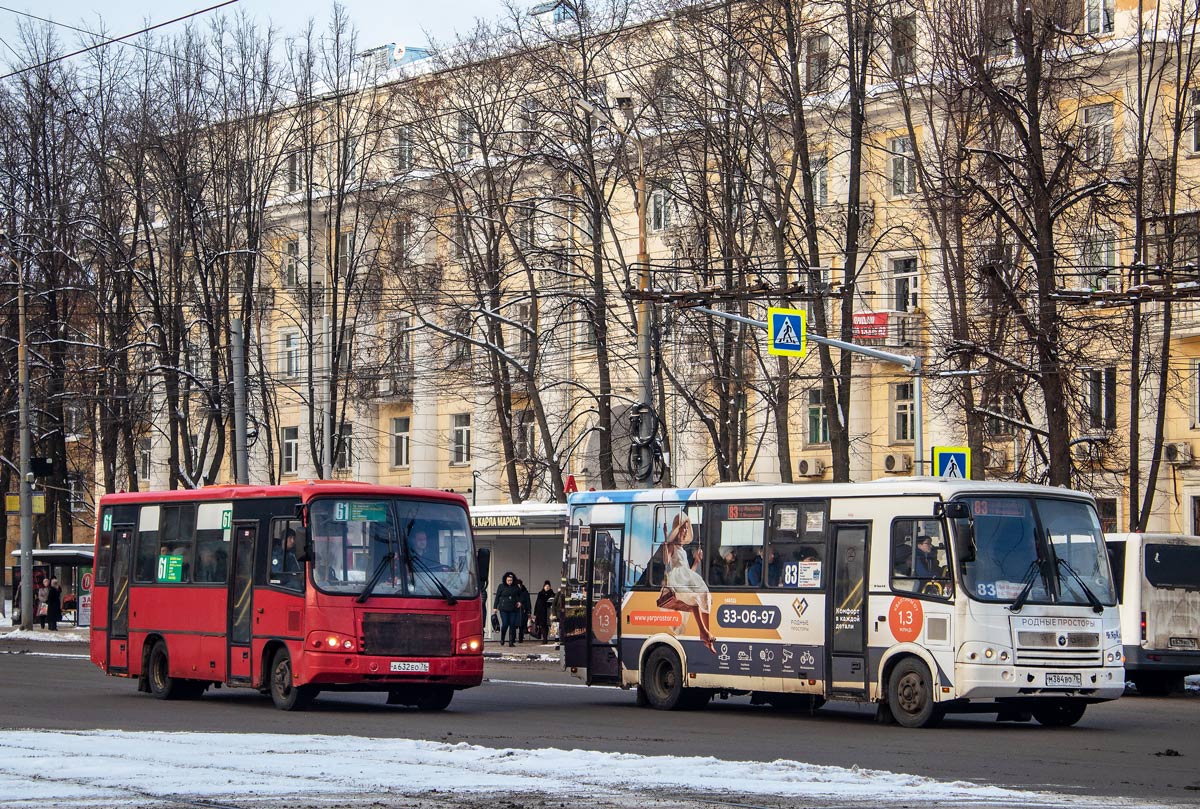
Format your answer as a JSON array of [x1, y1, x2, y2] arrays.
[[9, 543, 95, 627]]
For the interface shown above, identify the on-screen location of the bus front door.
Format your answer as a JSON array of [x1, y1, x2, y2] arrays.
[[828, 523, 869, 698], [107, 526, 133, 672], [227, 522, 256, 684], [586, 526, 622, 684]]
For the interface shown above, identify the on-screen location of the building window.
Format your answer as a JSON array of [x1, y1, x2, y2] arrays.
[[1191, 90, 1200, 154], [807, 389, 829, 445], [341, 134, 359, 185], [806, 34, 830, 92], [1085, 0, 1114, 34], [1083, 230, 1116, 290], [1085, 366, 1117, 430], [452, 215, 467, 260], [68, 476, 87, 513], [517, 302, 532, 355], [392, 315, 413, 379], [139, 437, 152, 482], [893, 382, 915, 442], [283, 239, 300, 287], [1082, 103, 1114, 164], [393, 220, 411, 262], [391, 417, 411, 468], [396, 126, 413, 172], [1194, 359, 1200, 428], [1094, 497, 1118, 532], [810, 153, 829, 206], [649, 187, 673, 232], [515, 409, 536, 460], [456, 114, 474, 160], [337, 231, 355, 277], [890, 135, 917, 196], [518, 99, 540, 148], [286, 151, 302, 193], [334, 423, 354, 471], [282, 427, 299, 475], [281, 331, 301, 378], [892, 256, 918, 311], [981, 0, 1013, 56], [451, 413, 471, 465], [986, 392, 1020, 436], [453, 313, 473, 363], [891, 15, 916, 76]]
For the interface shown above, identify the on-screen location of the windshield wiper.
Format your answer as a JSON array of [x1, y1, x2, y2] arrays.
[[1009, 559, 1044, 613], [406, 551, 458, 606], [357, 551, 396, 603], [1055, 557, 1105, 614]]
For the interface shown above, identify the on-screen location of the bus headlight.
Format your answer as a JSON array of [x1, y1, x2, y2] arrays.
[[307, 631, 356, 652], [458, 636, 482, 653]]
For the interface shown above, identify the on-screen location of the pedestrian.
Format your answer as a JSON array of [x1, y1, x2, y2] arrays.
[[516, 579, 531, 643], [46, 578, 62, 631], [492, 572, 522, 647], [552, 586, 566, 645], [533, 580, 555, 642], [35, 576, 48, 628]]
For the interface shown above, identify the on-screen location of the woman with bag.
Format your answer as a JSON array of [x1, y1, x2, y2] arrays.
[[533, 581, 555, 642], [36, 578, 49, 629], [46, 578, 62, 631], [656, 513, 716, 653], [491, 572, 522, 647]]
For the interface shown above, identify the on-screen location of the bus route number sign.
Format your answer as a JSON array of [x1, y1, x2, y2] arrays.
[[333, 501, 389, 522], [157, 555, 184, 583]]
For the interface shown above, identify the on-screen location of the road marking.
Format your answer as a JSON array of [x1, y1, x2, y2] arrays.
[[485, 678, 592, 689]]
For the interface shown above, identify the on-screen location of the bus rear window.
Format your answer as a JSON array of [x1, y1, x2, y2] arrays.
[[1144, 544, 1200, 590]]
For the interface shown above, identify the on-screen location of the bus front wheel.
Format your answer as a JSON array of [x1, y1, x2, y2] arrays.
[[887, 658, 944, 728], [269, 649, 317, 711], [1031, 700, 1086, 727]]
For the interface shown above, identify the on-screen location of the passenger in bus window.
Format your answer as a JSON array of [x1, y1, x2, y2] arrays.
[[709, 548, 739, 586]]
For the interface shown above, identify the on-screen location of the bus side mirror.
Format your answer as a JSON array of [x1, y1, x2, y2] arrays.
[[476, 547, 491, 587], [294, 527, 312, 562]]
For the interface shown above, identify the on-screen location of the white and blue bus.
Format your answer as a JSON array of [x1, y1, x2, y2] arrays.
[[561, 479, 1123, 727]]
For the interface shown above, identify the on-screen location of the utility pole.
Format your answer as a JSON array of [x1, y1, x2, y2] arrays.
[[4, 237, 34, 629], [230, 318, 250, 485]]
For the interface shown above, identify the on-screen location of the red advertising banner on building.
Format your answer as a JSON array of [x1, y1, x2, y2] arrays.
[[852, 311, 889, 339]]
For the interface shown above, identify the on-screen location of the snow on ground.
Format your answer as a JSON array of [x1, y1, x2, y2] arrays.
[[0, 729, 1133, 808]]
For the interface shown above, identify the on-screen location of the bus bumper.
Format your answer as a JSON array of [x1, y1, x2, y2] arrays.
[[1124, 645, 1200, 674], [300, 653, 484, 688], [953, 662, 1125, 700]]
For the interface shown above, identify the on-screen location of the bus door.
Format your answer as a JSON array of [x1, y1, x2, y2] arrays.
[[107, 525, 134, 671], [586, 526, 623, 684], [827, 523, 869, 698], [226, 522, 256, 684]]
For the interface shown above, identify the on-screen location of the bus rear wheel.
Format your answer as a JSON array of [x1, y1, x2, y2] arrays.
[[643, 646, 692, 710], [1132, 673, 1184, 697], [887, 658, 944, 728], [269, 649, 316, 711], [1031, 700, 1087, 727]]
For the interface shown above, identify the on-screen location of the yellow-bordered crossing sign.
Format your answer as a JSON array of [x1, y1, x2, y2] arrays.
[[767, 307, 807, 357]]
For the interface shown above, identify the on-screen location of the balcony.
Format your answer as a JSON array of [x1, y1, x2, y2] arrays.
[[852, 310, 921, 348], [1173, 299, 1200, 339], [376, 372, 413, 400]]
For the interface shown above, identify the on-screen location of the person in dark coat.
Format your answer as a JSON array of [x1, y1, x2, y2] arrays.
[[46, 578, 62, 631], [516, 579, 532, 643], [492, 572, 522, 647], [533, 580, 555, 642]]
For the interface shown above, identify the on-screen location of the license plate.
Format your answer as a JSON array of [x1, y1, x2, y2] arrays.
[[390, 661, 430, 673], [1045, 672, 1082, 688], [1168, 637, 1198, 649]]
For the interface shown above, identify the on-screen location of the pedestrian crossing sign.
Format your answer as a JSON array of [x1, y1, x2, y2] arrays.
[[933, 446, 971, 479], [767, 307, 807, 357]]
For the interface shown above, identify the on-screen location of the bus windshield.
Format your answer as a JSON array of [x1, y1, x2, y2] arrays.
[[309, 497, 477, 599], [958, 497, 1116, 606]]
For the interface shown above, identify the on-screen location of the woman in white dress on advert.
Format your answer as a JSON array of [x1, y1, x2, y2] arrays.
[[656, 512, 716, 653]]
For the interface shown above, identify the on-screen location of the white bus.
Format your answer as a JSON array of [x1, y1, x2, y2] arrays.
[[1105, 533, 1200, 695], [561, 479, 1123, 728]]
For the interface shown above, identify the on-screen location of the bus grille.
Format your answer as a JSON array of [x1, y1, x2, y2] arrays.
[[1015, 631, 1101, 667], [361, 613, 452, 657]]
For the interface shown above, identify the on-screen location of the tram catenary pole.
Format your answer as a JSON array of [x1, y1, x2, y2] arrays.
[[692, 307, 925, 474]]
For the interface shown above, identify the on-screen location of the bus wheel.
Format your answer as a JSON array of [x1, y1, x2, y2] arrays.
[[147, 641, 182, 700], [643, 646, 689, 710], [269, 649, 316, 711], [1032, 700, 1086, 727], [888, 658, 943, 728], [1132, 673, 1183, 697]]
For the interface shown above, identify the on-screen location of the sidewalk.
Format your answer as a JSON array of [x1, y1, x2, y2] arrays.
[[483, 638, 561, 663]]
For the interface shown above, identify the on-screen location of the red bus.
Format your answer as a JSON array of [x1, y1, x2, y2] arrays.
[[90, 481, 487, 711]]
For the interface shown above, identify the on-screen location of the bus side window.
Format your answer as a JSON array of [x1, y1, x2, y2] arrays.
[[158, 505, 196, 584], [269, 519, 305, 592], [891, 518, 952, 599], [768, 504, 824, 589], [1106, 541, 1125, 603], [627, 505, 654, 589], [135, 505, 160, 583], [707, 502, 764, 588]]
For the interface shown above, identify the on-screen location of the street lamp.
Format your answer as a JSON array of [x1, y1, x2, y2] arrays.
[[573, 98, 657, 482]]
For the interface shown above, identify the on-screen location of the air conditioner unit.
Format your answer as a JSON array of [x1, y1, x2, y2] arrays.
[[883, 453, 912, 473], [797, 458, 826, 477], [982, 448, 1007, 469], [1165, 442, 1194, 465]]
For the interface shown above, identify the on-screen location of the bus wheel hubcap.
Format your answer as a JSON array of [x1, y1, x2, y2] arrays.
[[898, 673, 924, 713], [275, 663, 291, 696]]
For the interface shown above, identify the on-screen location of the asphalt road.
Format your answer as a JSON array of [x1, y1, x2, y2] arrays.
[[2, 638, 1198, 805]]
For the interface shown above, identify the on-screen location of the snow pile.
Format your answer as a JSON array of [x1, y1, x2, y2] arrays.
[[0, 730, 1110, 807], [0, 626, 88, 642]]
